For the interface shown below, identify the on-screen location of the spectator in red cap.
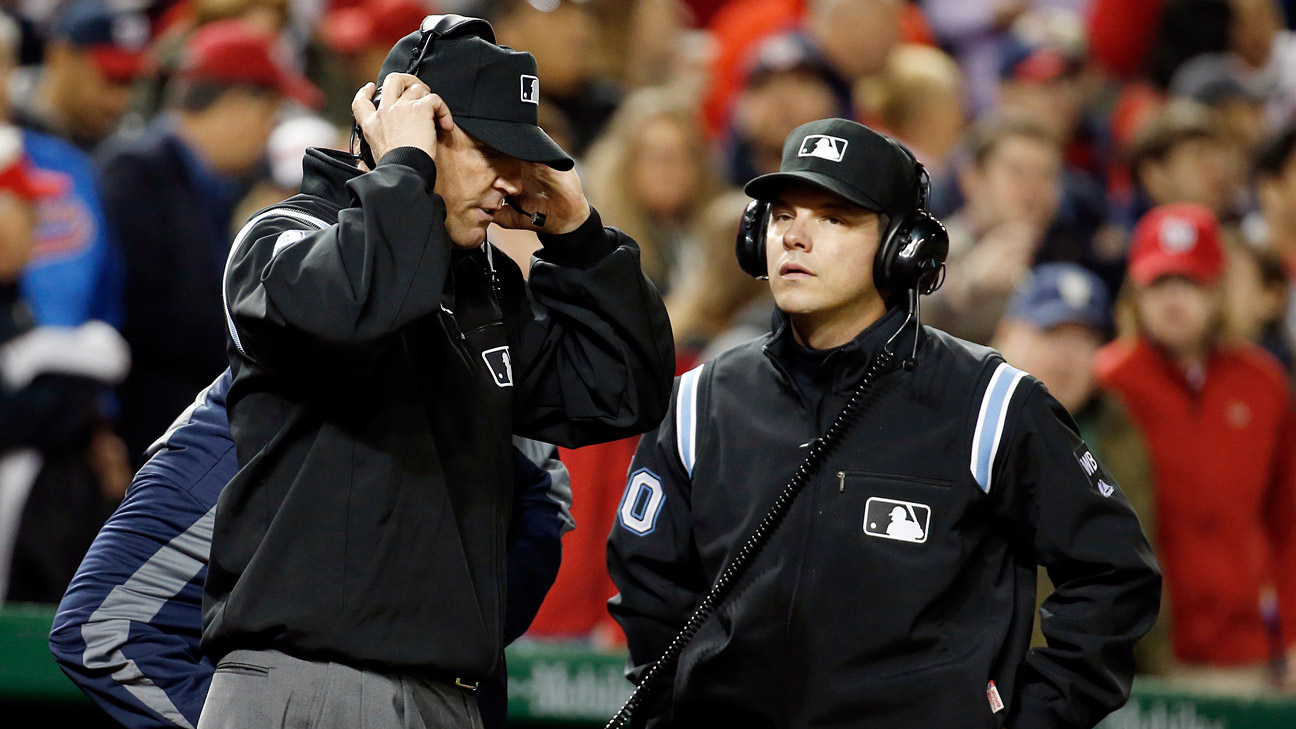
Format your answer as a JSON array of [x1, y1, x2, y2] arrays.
[[13, 0, 151, 152], [316, 0, 431, 123], [97, 19, 322, 467], [321, 0, 430, 85], [1097, 202, 1296, 688], [0, 127, 70, 274]]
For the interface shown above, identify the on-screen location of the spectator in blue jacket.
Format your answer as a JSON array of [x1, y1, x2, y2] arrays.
[[0, 13, 124, 330], [50, 369, 573, 729]]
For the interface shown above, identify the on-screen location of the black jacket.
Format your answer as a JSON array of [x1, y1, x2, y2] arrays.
[[608, 307, 1160, 729], [205, 146, 674, 679], [97, 123, 246, 467]]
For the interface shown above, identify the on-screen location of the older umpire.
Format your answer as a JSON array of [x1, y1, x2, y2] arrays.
[[201, 16, 674, 729]]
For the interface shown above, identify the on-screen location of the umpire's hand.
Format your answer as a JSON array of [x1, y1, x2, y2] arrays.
[[492, 163, 591, 235], [352, 73, 454, 164]]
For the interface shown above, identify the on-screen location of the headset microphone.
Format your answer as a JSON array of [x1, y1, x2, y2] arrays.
[[505, 198, 546, 228]]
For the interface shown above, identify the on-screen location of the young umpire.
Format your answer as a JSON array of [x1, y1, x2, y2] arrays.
[[607, 118, 1161, 729]]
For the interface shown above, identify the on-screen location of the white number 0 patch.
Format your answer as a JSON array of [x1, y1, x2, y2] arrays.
[[618, 469, 665, 535]]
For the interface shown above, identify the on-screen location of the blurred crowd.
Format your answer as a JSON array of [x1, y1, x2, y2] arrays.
[[1, 0, 1296, 694]]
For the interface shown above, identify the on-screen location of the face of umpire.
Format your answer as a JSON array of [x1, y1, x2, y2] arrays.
[[765, 181, 887, 348], [433, 125, 529, 249]]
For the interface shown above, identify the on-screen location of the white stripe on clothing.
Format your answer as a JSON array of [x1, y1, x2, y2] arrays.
[[970, 363, 1027, 493], [223, 208, 329, 359], [675, 365, 704, 478]]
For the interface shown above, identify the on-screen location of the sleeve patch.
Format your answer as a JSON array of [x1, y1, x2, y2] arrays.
[[1074, 443, 1116, 497], [618, 468, 666, 535]]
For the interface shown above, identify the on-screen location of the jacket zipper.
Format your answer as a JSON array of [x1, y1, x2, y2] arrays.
[[837, 470, 952, 492], [271, 204, 335, 226]]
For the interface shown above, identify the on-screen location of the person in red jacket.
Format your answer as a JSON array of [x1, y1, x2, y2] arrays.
[[1097, 202, 1296, 690]]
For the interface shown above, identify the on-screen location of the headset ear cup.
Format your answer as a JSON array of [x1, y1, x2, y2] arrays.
[[735, 200, 771, 278], [873, 210, 949, 306]]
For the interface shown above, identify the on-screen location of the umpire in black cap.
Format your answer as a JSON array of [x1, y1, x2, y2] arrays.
[[743, 117, 923, 222], [204, 16, 674, 729], [607, 117, 1158, 729]]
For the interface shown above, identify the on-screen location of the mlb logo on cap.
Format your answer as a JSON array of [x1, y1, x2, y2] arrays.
[[1158, 217, 1198, 253], [1057, 269, 1094, 309], [1006, 262, 1111, 333], [520, 75, 539, 104], [798, 134, 848, 162]]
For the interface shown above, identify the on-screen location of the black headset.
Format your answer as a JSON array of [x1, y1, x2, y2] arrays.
[[350, 14, 495, 171], [734, 149, 949, 309]]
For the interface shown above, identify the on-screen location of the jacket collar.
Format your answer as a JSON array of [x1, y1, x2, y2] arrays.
[[300, 148, 364, 207], [1131, 335, 1223, 394], [763, 305, 918, 392]]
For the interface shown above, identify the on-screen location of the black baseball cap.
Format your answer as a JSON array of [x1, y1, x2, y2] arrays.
[[379, 30, 574, 171], [744, 118, 921, 217]]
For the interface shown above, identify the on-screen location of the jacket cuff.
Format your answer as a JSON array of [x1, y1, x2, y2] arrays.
[[536, 207, 618, 267], [378, 147, 437, 187]]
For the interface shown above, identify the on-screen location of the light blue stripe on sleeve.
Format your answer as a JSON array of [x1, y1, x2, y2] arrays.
[[675, 364, 704, 478], [970, 363, 1026, 493]]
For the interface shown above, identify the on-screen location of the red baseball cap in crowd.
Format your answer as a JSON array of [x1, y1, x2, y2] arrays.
[[177, 20, 324, 110], [321, 0, 431, 54], [0, 127, 71, 201], [1127, 202, 1225, 286]]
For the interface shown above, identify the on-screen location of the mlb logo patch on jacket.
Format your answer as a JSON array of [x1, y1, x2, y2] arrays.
[[863, 497, 930, 544], [482, 346, 513, 387]]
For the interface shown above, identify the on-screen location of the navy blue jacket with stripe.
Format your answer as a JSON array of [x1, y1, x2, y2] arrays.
[[607, 306, 1162, 729], [48, 369, 574, 729]]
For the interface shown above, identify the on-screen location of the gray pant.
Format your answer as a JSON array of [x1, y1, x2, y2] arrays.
[[196, 649, 483, 729]]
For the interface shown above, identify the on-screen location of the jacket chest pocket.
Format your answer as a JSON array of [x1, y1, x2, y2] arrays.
[[799, 470, 969, 662], [419, 309, 513, 403], [824, 470, 968, 577], [836, 470, 952, 545]]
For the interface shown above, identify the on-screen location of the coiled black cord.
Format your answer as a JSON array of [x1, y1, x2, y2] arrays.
[[604, 345, 898, 729]]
